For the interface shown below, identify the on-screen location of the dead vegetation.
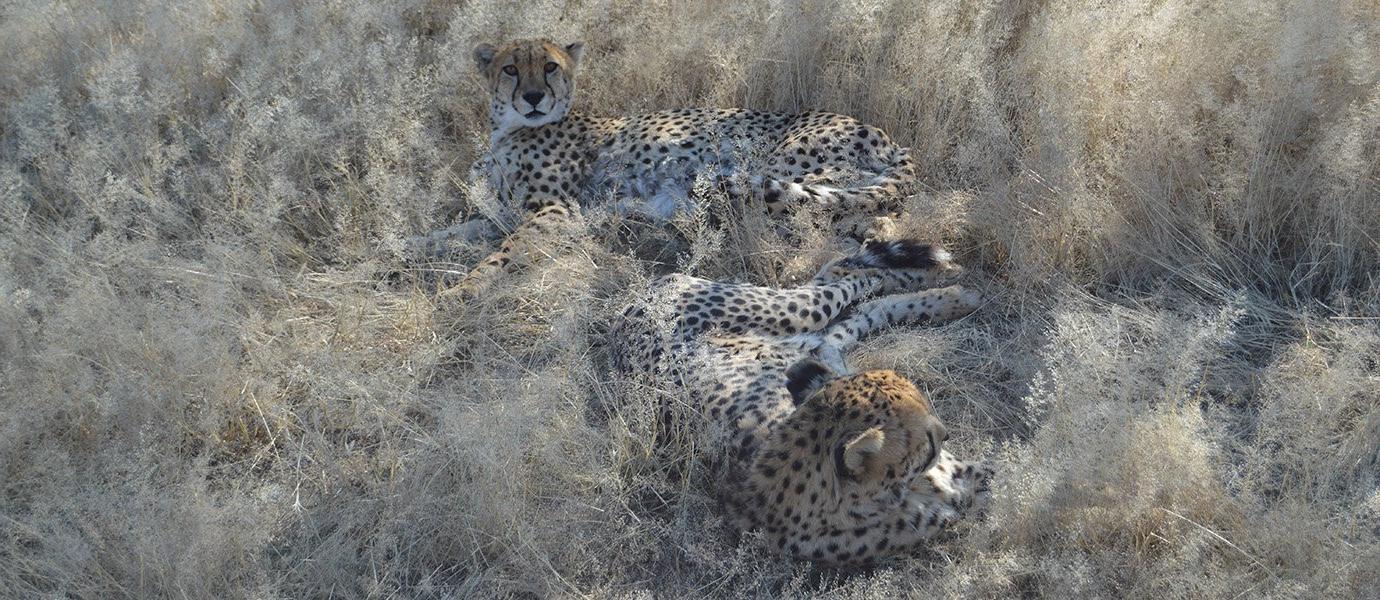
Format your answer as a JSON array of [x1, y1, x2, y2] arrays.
[[2, 0, 1378, 597]]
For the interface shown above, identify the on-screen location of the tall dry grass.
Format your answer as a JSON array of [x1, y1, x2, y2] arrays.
[[2, 0, 1377, 597]]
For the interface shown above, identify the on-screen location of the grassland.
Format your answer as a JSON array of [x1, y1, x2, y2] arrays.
[[2, 0, 1378, 597]]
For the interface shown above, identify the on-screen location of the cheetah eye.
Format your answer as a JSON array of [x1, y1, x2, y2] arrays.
[[544, 61, 559, 73], [502, 65, 518, 76]]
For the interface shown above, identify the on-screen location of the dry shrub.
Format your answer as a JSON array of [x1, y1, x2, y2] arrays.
[[2, 0, 1378, 597]]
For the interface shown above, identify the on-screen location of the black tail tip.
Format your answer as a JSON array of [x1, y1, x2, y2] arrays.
[[785, 359, 836, 405], [857, 239, 950, 270]]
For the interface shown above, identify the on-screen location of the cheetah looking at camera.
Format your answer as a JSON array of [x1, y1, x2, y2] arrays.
[[442, 38, 916, 298], [611, 240, 992, 564]]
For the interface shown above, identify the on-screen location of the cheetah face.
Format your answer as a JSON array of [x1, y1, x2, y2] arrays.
[[808, 371, 947, 511], [473, 38, 583, 133], [751, 363, 956, 563]]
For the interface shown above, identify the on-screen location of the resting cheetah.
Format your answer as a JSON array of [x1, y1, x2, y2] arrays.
[[441, 38, 916, 298], [611, 240, 992, 564]]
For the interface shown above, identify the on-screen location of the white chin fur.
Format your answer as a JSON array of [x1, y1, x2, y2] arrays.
[[495, 107, 562, 133]]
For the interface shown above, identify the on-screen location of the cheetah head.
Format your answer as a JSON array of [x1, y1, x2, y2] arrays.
[[473, 38, 583, 135], [744, 360, 987, 564]]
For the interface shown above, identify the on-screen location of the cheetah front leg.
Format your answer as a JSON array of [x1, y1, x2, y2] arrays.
[[659, 240, 956, 338], [920, 452, 994, 514], [906, 452, 994, 534], [405, 218, 498, 260], [864, 453, 993, 555], [437, 203, 585, 301], [820, 285, 982, 351]]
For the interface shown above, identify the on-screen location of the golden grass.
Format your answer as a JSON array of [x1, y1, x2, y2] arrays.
[[1, 0, 1377, 597]]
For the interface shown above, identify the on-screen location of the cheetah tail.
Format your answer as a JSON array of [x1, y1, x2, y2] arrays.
[[807, 239, 956, 289], [841, 239, 951, 271]]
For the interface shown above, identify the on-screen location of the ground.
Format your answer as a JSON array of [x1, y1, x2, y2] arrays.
[[1, 1, 1378, 598]]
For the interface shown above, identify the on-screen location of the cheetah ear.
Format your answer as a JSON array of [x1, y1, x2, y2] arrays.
[[842, 428, 886, 474], [564, 41, 585, 66], [785, 359, 834, 405], [473, 43, 497, 73]]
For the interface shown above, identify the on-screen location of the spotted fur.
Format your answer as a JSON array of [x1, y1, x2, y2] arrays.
[[441, 38, 917, 299], [611, 240, 992, 564]]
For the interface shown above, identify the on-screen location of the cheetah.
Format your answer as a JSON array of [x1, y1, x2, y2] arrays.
[[611, 240, 992, 564], [440, 38, 916, 298]]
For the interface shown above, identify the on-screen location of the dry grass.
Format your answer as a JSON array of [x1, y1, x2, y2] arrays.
[[2, 0, 1378, 597]]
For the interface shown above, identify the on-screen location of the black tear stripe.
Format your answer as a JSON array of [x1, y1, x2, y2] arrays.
[[834, 444, 849, 479], [924, 429, 938, 473], [509, 46, 527, 107], [542, 63, 556, 98]]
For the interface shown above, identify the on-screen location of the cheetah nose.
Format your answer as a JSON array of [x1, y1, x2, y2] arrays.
[[522, 90, 545, 106]]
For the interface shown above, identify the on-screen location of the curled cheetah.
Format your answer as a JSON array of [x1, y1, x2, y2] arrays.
[[612, 240, 992, 564], [442, 38, 916, 297]]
